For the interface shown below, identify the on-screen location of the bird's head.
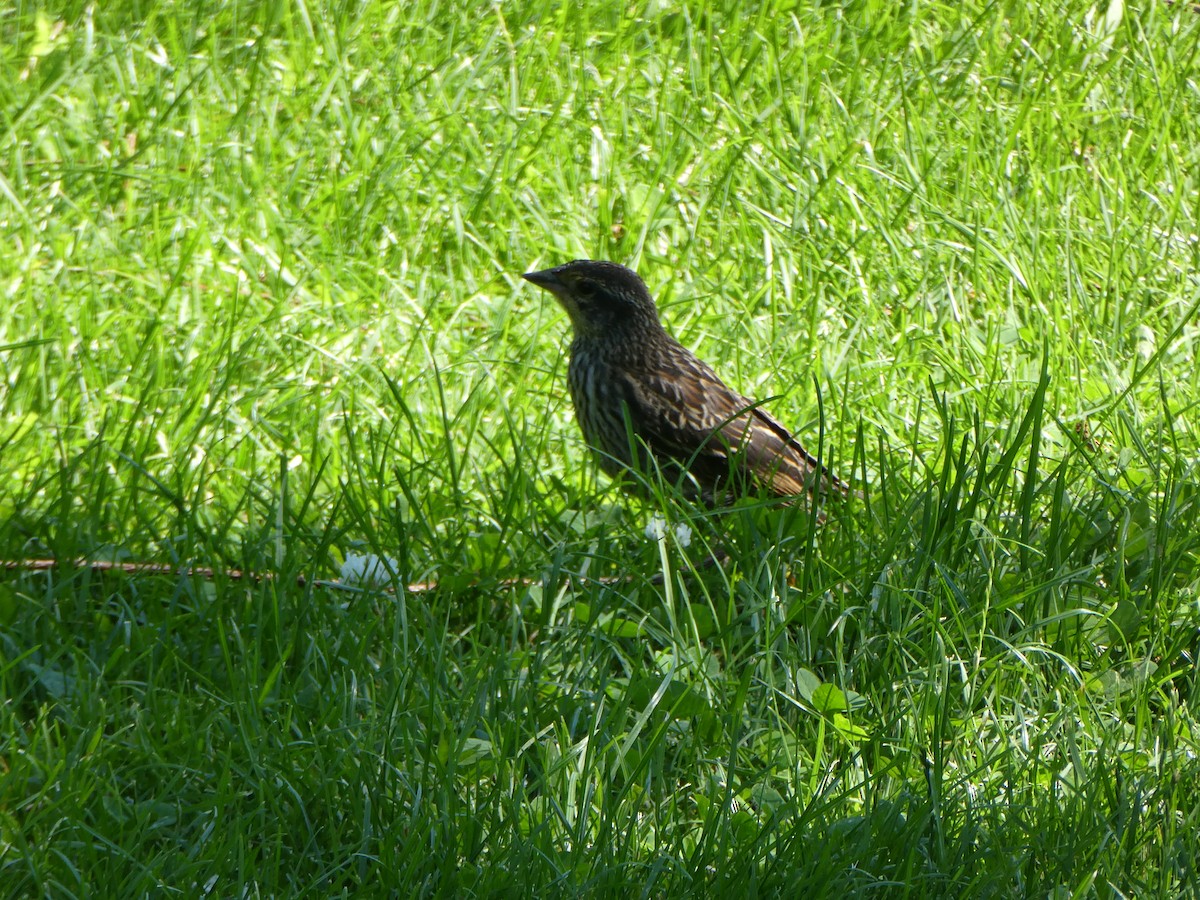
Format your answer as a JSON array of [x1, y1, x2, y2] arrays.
[[522, 260, 661, 338]]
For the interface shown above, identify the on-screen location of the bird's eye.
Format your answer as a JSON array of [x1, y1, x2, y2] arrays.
[[576, 280, 598, 299]]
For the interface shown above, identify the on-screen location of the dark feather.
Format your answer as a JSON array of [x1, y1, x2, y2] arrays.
[[621, 340, 846, 500]]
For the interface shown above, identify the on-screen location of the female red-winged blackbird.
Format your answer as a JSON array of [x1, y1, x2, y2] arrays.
[[523, 260, 848, 509]]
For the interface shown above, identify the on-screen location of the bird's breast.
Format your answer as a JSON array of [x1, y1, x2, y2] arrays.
[[567, 345, 636, 474]]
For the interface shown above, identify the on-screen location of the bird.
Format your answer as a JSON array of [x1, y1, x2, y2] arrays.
[[522, 259, 848, 510]]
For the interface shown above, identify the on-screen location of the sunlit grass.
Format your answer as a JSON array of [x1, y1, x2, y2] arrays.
[[2, 0, 1199, 895]]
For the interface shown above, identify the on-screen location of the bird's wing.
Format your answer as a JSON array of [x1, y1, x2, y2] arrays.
[[620, 353, 847, 498]]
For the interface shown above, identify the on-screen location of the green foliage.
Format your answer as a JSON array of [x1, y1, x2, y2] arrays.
[[2, 0, 1200, 895]]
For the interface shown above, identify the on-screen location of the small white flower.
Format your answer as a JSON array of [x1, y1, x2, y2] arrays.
[[339, 552, 399, 587], [673, 522, 692, 549], [645, 514, 668, 542]]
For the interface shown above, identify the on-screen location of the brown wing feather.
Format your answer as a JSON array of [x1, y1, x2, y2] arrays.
[[617, 344, 847, 499]]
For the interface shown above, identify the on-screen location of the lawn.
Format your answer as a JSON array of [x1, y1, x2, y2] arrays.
[[2, 0, 1199, 895]]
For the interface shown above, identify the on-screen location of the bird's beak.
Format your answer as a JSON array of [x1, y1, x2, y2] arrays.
[[522, 268, 564, 294]]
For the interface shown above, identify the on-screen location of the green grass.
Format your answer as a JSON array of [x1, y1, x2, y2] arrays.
[[3, 0, 1200, 895]]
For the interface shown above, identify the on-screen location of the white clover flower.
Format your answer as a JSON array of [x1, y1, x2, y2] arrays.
[[644, 514, 692, 548], [673, 522, 692, 549], [645, 514, 668, 542], [339, 552, 399, 587]]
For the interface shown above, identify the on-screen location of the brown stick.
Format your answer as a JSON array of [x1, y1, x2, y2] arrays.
[[3, 557, 268, 581], [0, 558, 596, 594], [1, 553, 725, 594]]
